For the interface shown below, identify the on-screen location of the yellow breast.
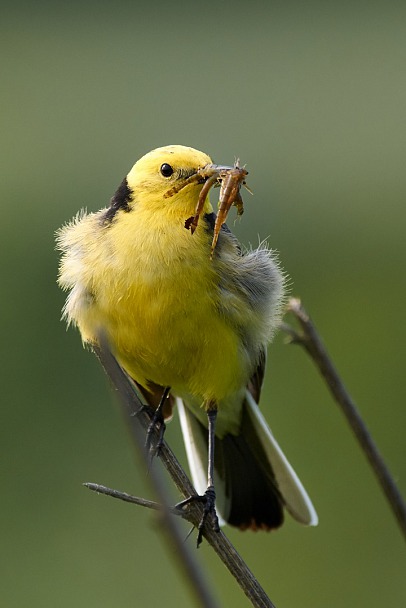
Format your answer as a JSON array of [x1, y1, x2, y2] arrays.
[[77, 205, 247, 404]]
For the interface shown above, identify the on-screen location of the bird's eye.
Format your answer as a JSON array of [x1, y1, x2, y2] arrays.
[[160, 163, 174, 177]]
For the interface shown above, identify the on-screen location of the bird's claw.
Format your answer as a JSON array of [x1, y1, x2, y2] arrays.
[[145, 409, 166, 459], [197, 486, 220, 547], [176, 486, 220, 547]]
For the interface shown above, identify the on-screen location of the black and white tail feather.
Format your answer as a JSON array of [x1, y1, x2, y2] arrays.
[[177, 391, 318, 530]]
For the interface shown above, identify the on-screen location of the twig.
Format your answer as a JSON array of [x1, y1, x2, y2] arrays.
[[83, 483, 189, 517], [284, 297, 406, 543], [92, 337, 277, 608], [93, 339, 218, 608]]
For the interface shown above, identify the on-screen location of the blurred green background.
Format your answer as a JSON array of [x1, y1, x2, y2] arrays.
[[2, 0, 405, 606]]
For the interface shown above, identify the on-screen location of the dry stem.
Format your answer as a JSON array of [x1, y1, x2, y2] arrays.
[[91, 337, 276, 608], [284, 297, 406, 542]]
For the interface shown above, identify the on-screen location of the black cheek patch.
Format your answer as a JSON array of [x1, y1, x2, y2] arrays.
[[103, 177, 133, 224]]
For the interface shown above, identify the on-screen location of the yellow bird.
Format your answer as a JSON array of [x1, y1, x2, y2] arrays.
[[57, 144, 317, 535]]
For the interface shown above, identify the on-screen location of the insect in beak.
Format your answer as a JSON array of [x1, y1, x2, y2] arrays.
[[164, 161, 251, 257]]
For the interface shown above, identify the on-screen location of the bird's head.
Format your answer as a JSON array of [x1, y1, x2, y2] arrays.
[[124, 145, 213, 217]]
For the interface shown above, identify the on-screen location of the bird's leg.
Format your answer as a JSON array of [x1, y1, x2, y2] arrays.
[[196, 405, 220, 546], [174, 404, 220, 546], [145, 386, 171, 457]]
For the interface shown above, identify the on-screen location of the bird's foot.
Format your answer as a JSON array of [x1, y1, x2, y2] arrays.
[[176, 485, 220, 547], [145, 408, 166, 459], [197, 485, 220, 547]]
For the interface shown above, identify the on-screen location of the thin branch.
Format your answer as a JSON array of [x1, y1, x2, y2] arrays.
[[93, 339, 218, 608], [92, 337, 277, 608], [284, 297, 406, 543], [84, 483, 189, 517]]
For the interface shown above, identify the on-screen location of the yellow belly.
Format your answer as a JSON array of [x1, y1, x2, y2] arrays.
[[78, 211, 247, 405], [112, 290, 244, 403]]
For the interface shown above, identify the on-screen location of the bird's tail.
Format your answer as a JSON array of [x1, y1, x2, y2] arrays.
[[177, 392, 318, 530]]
